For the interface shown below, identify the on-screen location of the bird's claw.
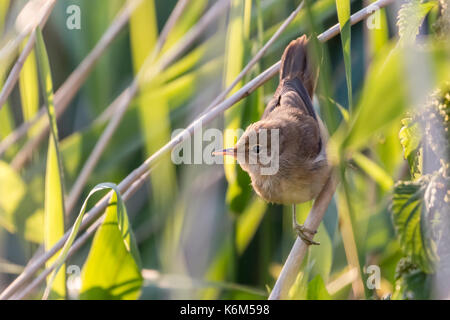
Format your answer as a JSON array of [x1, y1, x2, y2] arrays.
[[294, 223, 320, 245]]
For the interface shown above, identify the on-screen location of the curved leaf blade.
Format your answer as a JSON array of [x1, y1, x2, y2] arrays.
[[35, 27, 66, 300], [43, 183, 141, 299], [80, 191, 142, 300]]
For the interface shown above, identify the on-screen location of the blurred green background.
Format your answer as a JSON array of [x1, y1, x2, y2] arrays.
[[0, 0, 449, 300]]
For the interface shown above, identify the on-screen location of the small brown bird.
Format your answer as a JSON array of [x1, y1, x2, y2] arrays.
[[214, 36, 330, 245]]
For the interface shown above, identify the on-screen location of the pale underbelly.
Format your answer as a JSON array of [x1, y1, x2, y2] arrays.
[[251, 170, 329, 205]]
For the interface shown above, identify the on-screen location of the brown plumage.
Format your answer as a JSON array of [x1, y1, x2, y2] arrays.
[[216, 36, 330, 244], [219, 36, 329, 202], [215, 36, 330, 244]]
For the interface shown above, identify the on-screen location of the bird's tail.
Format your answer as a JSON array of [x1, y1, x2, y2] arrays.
[[279, 35, 317, 99]]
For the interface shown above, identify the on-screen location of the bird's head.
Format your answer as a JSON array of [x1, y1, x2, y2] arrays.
[[213, 119, 284, 176]]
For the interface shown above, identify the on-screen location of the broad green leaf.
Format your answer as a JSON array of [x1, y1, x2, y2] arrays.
[[129, 0, 180, 272], [306, 274, 332, 300], [223, 0, 246, 186], [391, 179, 437, 273], [79, 0, 123, 115], [203, 196, 267, 299], [367, 0, 389, 58], [21, 52, 220, 231], [0, 1, 9, 32], [49, 0, 122, 115], [0, 69, 16, 157], [374, 125, 404, 177], [223, 0, 256, 213], [142, 269, 266, 298], [288, 268, 309, 300], [0, 104, 16, 157], [399, 117, 422, 179], [44, 138, 66, 299], [308, 224, 333, 282], [392, 258, 431, 299], [392, 269, 431, 299], [35, 28, 61, 146], [19, 37, 39, 123], [236, 198, 266, 254], [335, 0, 352, 110], [80, 190, 142, 300], [0, 1, 10, 76], [202, 240, 233, 299], [353, 152, 394, 191], [44, 183, 141, 299], [35, 27, 66, 299], [336, 40, 450, 153], [129, 0, 157, 68], [156, 44, 209, 85], [398, 0, 437, 45], [336, 42, 406, 152], [201, 0, 268, 296], [0, 161, 26, 233], [130, 0, 177, 209], [0, 160, 44, 243], [327, 97, 349, 123]]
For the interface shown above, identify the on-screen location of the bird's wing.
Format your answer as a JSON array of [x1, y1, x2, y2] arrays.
[[281, 78, 317, 120], [262, 77, 317, 121]]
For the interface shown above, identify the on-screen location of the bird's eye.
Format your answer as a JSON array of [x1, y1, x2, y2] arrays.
[[252, 145, 260, 154]]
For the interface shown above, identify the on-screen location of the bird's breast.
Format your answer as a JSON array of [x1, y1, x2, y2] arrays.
[[250, 163, 329, 205]]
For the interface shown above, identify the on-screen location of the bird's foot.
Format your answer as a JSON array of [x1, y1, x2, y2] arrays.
[[294, 223, 320, 245]]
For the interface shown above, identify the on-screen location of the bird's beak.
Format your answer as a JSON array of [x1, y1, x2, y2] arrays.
[[212, 148, 237, 158]]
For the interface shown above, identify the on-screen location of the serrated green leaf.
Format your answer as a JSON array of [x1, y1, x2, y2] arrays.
[[399, 118, 421, 160], [399, 117, 423, 179], [391, 179, 437, 273], [398, 0, 437, 45], [392, 267, 431, 299]]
